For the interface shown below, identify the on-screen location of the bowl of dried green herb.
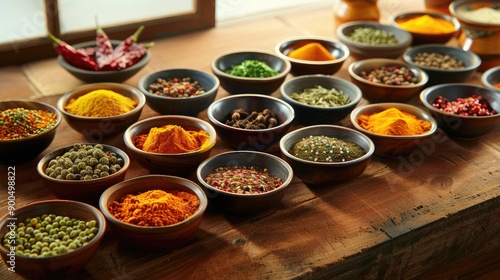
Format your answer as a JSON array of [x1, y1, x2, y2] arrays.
[[211, 51, 291, 94], [280, 74, 362, 125]]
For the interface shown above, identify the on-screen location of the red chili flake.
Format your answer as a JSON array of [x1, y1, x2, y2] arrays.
[[204, 165, 282, 194]]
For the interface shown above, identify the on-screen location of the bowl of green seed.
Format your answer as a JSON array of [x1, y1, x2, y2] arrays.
[[37, 143, 130, 204], [280, 74, 362, 125], [336, 21, 412, 59], [0, 199, 105, 279], [211, 51, 291, 95]]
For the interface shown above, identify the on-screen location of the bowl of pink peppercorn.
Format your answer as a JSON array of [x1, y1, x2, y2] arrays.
[[420, 83, 500, 139]]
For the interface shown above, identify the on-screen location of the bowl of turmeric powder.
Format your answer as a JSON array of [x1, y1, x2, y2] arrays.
[[274, 36, 350, 76], [350, 103, 438, 157], [57, 83, 146, 140], [123, 115, 217, 176], [99, 174, 207, 249], [390, 11, 460, 45]]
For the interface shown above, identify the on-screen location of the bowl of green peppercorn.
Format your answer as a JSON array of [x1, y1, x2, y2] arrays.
[[37, 143, 130, 205], [211, 51, 291, 95], [0, 199, 106, 279]]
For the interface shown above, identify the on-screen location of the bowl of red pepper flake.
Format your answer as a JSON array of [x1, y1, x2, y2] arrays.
[[0, 99, 61, 163], [196, 150, 293, 214], [420, 83, 500, 139]]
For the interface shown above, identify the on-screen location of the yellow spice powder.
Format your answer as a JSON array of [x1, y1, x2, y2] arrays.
[[64, 89, 137, 117]]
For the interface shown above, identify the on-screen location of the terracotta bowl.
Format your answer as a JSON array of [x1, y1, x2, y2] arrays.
[[137, 68, 219, 116], [0, 200, 105, 279], [99, 175, 207, 250], [274, 36, 350, 76], [57, 40, 151, 83], [420, 83, 500, 139], [348, 58, 428, 103], [207, 94, 294, 151], [279, 125, 374, 185], [481, 66, 500, 93], [123, 115, 217, 175], [211, 51, 291, 95], [350, 103, 438, 157], [279, 74, 362, 125], [196, 151, 293, 214], [390, 11, 460, 45], [0, 99, 62, 163], [37, 143, 130, 205], [57, 83, 145, 141]]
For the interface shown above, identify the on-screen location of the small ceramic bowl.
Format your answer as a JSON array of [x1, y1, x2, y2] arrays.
[[350, 103, 438, 157], [207, 94, 294, 151], [348, 58, 428, 103], [481, 66, 500, 92], [403, 44, 481, 86], [37, 143, 130, 204], [274, 36, 350, 76], [279, 125, 374, 185], [390, 11, 460, 45], [123, 115, 217, 175], [196, 151, 293, 214], [211, 51, 291, 94], [99, 175, 207, 249], [57, 83, 145, 140], [336, 21, 412, 59], [137, 68, 219, 116], [0, 99, 62, 163], [280, 74, 362, 125], [0, 200, 105, 279], [57, 40, 151, 83], [420, 83, 500, 139]]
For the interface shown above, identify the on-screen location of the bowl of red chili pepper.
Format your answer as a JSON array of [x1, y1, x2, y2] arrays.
[[0, 99, 62, 163], [420, 83, 500, 139], [196, 150, 293, 215], [99, 174, 208, 250]]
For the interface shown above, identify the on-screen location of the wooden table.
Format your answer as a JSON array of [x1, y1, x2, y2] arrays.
[[1, 2, 499, 279]]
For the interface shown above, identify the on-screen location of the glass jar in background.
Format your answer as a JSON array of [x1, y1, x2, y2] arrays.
[[333, 0, 380, 26], [424, 0, 454, 15]]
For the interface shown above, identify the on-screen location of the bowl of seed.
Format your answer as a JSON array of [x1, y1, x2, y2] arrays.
[[0, 99, 62, 163], [211, 51, 291, 94], [347, 58, 428, 103], [279, 125, 374, 185], [0, 200, 105, 279], [336, 21, 412, 59], [196, 150, 293, 214], [37, 143, 130, 204], [403, 44, 481, 86], [280, 74, 362, 125], [207, 94, 294, 151], [137, 68, 219, 116]]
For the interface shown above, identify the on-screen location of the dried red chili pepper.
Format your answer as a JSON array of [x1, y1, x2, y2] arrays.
[[112, 26, 144, 59], [48, 33, 98, 71], [106, 42, 153, 70], [95, 18, 114, 69]]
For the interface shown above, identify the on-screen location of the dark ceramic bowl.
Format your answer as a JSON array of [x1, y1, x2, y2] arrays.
[[280, 74, 362, 125], [37, 144, 130, 204], [336, 21, 412, 59], [0, 200, 105, 279], [123, 115, 217, 175], [350, 103, 438, 157], [196, 151, 293, 214], [403, 44, 481, 86], [57, 83, 145, 140], [390, 11, 460, 45], [210, 51, 291, 94], [137, 68, 219, 116], [481, 66, 500, 93], [57, 40, 151, 83], [0, 100, 61, 163], [99, 175, 207, 249], [207, 94, 294, 151], [274, 36, 350, 76], [420, 83, 500, 139], [279, 125, 374, 185], [348, 58, 428, 103]]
